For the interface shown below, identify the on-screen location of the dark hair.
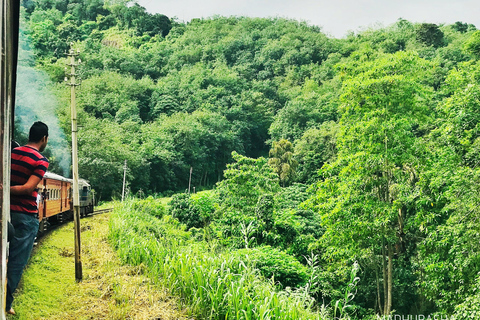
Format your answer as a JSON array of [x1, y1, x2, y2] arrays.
[[28, 121, 49, 143]]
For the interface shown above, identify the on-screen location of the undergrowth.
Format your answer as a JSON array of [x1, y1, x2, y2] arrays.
[[109, 199, 334, 320]]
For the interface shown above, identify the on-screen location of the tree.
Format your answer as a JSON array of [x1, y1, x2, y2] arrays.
[[464, 30, 480, 59], [214, 152, 279, 247], [77, 117, 149, 200], [294, 121, 338, 184], [414, 61, 480, 313], [416, 23, 444, 47], [311, 51, 434, 315], [269, 79, 339, 142], [268, 139, 298, 186]]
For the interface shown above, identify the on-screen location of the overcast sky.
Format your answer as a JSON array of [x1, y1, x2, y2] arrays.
[[136, 0, 479, 38]]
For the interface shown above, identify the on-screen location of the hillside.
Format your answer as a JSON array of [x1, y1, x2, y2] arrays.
[[14, 0, 480, 318]]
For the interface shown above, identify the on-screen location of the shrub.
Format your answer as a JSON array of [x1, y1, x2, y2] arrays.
[[190, 191, 218, 226], [255, 194, 274, 232], [169, 192, 217, 230], [168, 193, 200, 229], [235, 245, 309, 289]]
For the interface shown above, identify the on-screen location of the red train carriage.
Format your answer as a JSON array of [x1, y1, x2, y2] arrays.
[[37, 172, 73, 232], [36, 172, 94, 233]]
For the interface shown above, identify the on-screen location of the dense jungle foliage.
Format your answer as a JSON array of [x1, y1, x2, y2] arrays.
[[16, 0, 480, 318]]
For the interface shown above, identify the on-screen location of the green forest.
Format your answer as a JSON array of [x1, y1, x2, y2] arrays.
[[14, 0, 480, 318]]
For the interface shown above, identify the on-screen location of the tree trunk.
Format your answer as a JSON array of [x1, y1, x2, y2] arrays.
[[387, 243, 393, 315], [376, 264, 383, 315], [382, 237, 388, 315]]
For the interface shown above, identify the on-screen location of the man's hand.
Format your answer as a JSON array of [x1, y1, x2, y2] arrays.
[[11, 175, 42, 195]]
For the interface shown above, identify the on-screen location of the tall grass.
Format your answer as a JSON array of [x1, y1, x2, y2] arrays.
[[109, 200, 328, 320]]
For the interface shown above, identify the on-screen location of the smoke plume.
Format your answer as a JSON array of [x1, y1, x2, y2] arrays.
[[15, 29, 72, 177]]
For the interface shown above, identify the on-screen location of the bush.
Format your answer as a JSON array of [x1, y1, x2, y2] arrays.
[[190, 191, 218, 226], [255, 194, 274, 231], [169, 191, 218, 230], [235, 245, 309, 289]]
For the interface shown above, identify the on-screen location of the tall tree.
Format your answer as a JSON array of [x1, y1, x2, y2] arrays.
[[311, 51, 435, 315]]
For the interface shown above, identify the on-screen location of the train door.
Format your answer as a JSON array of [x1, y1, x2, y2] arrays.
[[37, 180, 46, 221], [0, 0, 21, 317]]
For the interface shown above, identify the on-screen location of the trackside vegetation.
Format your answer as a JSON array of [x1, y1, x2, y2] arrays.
[[109, 200, 339, 320], [11, 212, 190, 320]]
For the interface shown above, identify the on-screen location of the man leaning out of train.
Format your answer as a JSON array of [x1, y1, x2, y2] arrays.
[[7, 121, 49, 316]]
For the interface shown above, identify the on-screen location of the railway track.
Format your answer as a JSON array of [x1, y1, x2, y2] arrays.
[[36, 207, 114, 239], [92, 208, 113, 215]]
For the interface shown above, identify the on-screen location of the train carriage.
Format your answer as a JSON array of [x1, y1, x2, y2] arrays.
[[38, 172, 73, 232], [37, 173, 94, 233]]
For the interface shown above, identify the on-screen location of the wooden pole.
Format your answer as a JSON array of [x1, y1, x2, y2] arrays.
[[188, 167, 192, 194], [67, 45, 82, 281], [122, 160, 127, 202]]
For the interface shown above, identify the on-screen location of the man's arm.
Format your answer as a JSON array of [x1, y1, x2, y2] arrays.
[[10, 175, 42, 196]]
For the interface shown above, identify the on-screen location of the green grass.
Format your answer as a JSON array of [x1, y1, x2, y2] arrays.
[[10, 211, 190, 320], [11, 224, 78, 319]]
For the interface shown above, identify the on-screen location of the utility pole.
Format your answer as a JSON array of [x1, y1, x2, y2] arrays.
[[188, 167, 192, 194], [66, 44, 82, 281], [122, 160, 127, 202]]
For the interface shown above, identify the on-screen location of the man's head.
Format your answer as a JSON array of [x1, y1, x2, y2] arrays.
[[29, 121, 48, 152]]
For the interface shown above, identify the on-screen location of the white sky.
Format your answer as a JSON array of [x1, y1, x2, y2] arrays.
[[135, 0, 479, 38]]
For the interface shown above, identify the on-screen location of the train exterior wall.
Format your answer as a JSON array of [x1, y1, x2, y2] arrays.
[[38, 174, 74, 224], [62, 180, 72, 213], [1, 0, 21, 316], [46, 178, 61, 218], [44, 178, 72, 218]]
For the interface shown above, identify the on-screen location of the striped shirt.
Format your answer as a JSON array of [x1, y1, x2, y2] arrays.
[[11, 146, 49, 215]]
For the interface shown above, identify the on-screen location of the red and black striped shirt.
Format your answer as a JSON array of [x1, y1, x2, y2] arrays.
[[11, 146, 49, 215]]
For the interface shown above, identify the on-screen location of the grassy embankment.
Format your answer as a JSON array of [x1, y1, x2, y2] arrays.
[[13, 197, 332, 319], [9, 210, 190, 320], [109, 199, 330, 320]]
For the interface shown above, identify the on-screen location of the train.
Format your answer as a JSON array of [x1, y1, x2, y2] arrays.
[[37, 172, 94, 233]]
